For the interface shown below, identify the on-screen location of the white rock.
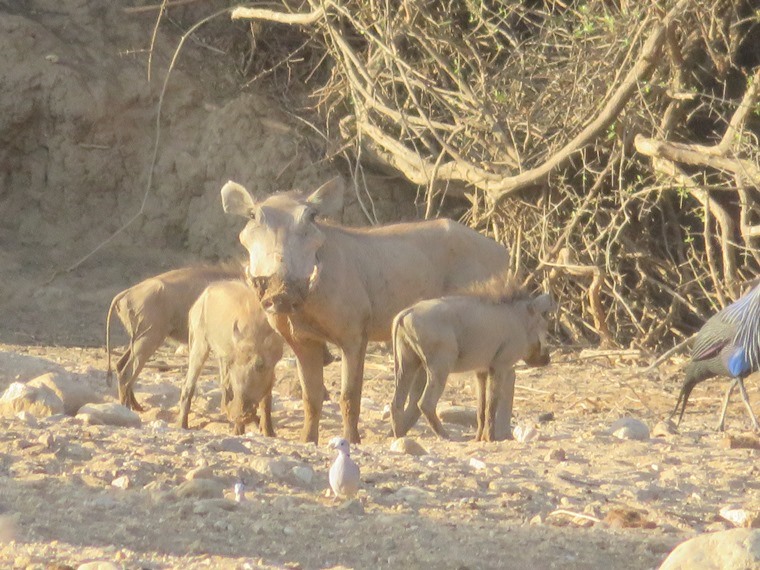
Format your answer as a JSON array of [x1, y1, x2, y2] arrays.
[[468, 458, 487, 470], [514, 424, 539, 443], [251, 456, 291, 479], [292, 465, 314, 486], [0, 382, 64, 418], [76, 403, 141, 428], [719, 505, 760, 528], [659, 528, 760, 570], [652, 419, 678, 437], [381, 404, 391, 420], [27, 372, 100, 416], [610, 417, 650, 440], [111, 475, 130, 489], [15, 411, 38, 427], [393, 486, 432, 504]]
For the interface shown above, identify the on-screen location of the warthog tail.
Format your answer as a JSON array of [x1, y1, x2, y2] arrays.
[[392, 307, 414, 385]]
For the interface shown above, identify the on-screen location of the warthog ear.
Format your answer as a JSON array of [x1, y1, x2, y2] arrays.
[[306, 176, 345, 219], [528, 293, 555, 315], [221, 181, 256, 218]]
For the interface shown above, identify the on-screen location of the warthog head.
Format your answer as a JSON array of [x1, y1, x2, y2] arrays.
[[522, 293, 555, 367], [225, 323, 282, 431], [221, 178, 345, 314]]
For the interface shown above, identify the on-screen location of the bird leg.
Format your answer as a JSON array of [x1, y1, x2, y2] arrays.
[[716, 379, 739, 431], [735, 378, 760, 432]]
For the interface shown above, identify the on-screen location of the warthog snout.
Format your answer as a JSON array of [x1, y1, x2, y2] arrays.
[[251, 274, 309, 314], [524, 345, 551, 367]]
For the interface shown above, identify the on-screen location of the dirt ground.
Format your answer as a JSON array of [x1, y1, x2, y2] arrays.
[[2, 2, 759, 569]]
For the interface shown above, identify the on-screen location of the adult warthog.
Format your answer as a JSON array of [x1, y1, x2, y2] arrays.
[[221, 177, 510, 443]]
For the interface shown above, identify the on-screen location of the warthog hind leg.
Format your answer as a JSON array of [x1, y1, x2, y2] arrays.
[[418, 366, 450, 439]]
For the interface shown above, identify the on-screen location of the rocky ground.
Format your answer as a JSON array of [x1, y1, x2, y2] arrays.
[[0, 320, 758, 569]]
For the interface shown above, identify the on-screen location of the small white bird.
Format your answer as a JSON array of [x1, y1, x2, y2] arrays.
[[328, 437, 360, 500]]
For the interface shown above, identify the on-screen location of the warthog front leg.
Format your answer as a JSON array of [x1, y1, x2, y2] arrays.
[[259, 390, 275, 437], [481, 369, 504, 442], [340, 335, 368, 444], [475, 371, 487, 441], [292, 339, 326, 443], [494, 368, 516, 441]]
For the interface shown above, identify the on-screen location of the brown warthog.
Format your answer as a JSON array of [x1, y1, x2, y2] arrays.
[[105, 263, 244, 411], [220, 176, 511, 443], [390, 277, 554, 442], [178, 280, 285, 435]]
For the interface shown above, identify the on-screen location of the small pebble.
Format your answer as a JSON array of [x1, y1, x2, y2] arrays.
[[111, 475, 130, 490], [545, 448, 566, 462]]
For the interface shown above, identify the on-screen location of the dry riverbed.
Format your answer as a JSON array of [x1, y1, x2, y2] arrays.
[[1, 342, 758, 570]]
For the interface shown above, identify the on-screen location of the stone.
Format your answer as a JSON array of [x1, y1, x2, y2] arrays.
[[292, 465, 314, 487], [438, 406, 478, 427], [513, 424, 539, 443], [545, 448, 567, 462], [206, 437, 251, 454], [393, 486, 432, 504], [111, 475, 131, 490], [659, 528, 760, 570], [538, 411, 555, 423], [468, 458, 487, 470], [251, 456, 292, 479], [193, 498, 238, 514], [721, 434, 760, 450], [389, 437, 428, 456], [186, 466, 214, 480], [38, 432, 54, 448], [652, 419, 678, 438], [27, 372, 100, 416], [15, 411, 38, 427], [0, 382, 64, 418], [603, 507, 656, 529], [76, 403, 141, 428], [610, 417, 649, 441], [174, 478, 225, 500], [719, 505, 760, 529]]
